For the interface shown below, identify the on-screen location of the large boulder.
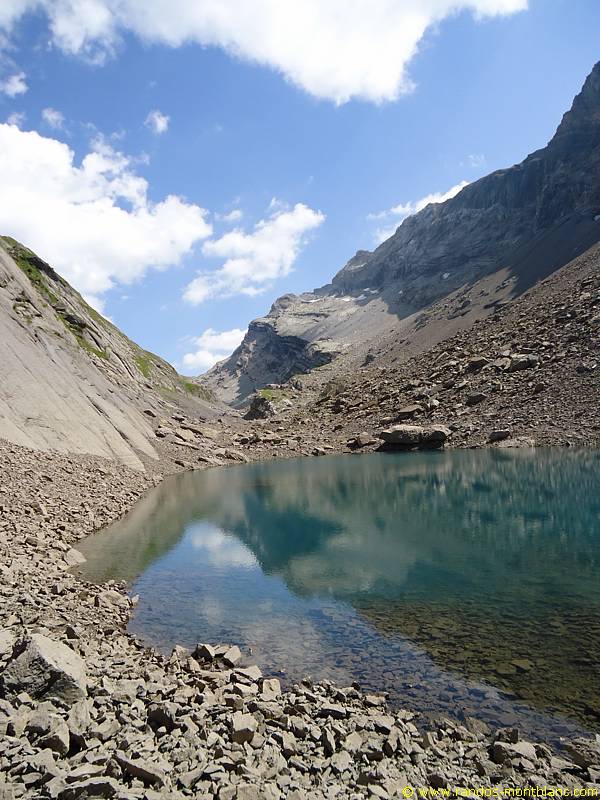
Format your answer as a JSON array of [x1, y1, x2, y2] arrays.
[[379, 424, 451, 449], [2, 634, 87, 704], [244, 393, 276, 420]]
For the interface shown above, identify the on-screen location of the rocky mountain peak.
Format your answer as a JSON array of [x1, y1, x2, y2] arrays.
[[203, 61, 600, 405]]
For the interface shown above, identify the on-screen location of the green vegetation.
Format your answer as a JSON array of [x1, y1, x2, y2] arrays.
[[258, 388, 278, 401], [180, 380, 216, 402], [135, 352, 153, 378], [1, 236, 59, 306], [57, 311, 109, 359]]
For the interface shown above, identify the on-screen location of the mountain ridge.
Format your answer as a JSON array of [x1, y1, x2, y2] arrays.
[[203, 61, 600, 406]]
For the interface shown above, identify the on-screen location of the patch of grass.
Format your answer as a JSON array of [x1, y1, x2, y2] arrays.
[[180, 380, 216, 402], [2, 236, 59, 306], [56, 311, 109, 359], [135, 352, 153, 378]]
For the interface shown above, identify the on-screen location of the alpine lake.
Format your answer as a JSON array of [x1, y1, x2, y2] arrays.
[[75, 449, 600, 746]]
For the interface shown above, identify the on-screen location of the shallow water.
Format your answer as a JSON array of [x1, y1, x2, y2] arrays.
[[76, 449, 600, 743]]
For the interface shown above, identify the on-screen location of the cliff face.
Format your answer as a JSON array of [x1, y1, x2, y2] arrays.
[[0, 238, 217, 469], [204, 62, 600, 405]]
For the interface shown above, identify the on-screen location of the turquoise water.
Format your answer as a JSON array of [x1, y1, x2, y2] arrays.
[[76, 450, 600, 743]]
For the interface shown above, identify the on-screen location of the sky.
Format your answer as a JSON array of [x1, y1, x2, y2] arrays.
[[0, 1, 598, 373]]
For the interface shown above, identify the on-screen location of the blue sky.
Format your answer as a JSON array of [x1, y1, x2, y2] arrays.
[[0, 0, 598, 372]]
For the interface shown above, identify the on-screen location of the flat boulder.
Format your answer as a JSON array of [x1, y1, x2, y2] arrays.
[[379, 424, 451, 450], [2, 634, 87, 704]]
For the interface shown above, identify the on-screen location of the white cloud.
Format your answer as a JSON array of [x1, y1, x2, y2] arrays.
[[42, 107, 65, 129], [145, 108, 169, 135], [0, 1, 528, 104], [216, 208, 243, 223], [181, 327, 246, 373], [6, 111, 25, 127], [0, 71, 27, 97], [0, 124, 212, 301], [463, 153, 486, 168], [370, 180, 470, 244], [184, 202, 325, 304]]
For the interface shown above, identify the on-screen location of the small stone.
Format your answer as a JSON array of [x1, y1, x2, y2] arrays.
[[232, 712, 258, 744], [114, 752, 166, 787], [222, 645, 242, 667], [261, 678, 281, 701]]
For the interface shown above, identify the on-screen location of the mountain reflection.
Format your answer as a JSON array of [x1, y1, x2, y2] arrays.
[[77, 450, 600, 733]]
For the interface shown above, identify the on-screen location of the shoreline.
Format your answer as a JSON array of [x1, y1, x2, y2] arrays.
[[1, 437, 600, 798]]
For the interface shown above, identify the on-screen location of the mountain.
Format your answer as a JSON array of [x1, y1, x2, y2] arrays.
[[203, 61, 600, 406], [0, 237, 218, 469]]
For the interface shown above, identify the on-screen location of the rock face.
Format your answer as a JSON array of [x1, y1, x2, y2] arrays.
[[0, 238, 220, 468], [204, 62, 600, 405], [2, 634, 87, 704]]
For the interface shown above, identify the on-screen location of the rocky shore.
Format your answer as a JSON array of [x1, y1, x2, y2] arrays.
[[1, 437, 600, 800]]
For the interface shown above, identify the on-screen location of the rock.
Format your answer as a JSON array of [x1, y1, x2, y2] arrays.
[[565, 738, 600, 769], [488, 429, 511, 442], [63, 548, 86, 567], [348, 432, 376, 449], [57, 776, 120, 799], [496, 436, 535, 449], [194, 643, 216, 662], [261, 678, 281, 701], [0, 629, 16, 660], [319, 702, 347, 720], [222, 645, 242, 667], [231, 712, 258, 744], [114, 752, 166, 787], [40, 719, 70, 756], [466, 392, 487, 406], [379, 424, 451, 449], [2, 634, 87, 704], [466, 356, 489, 371], [491, 741, 537, 764], [244, 394, 277, 421], [509, 354, 539, 371], [394, 404, 422, 420], [94, 589, 129, 610]]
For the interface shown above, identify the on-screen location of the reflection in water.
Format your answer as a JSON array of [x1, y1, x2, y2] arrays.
[[77, 450, 600, 742]]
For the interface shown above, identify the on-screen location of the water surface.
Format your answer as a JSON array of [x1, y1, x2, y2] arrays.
[[77, 450, 600, 743]]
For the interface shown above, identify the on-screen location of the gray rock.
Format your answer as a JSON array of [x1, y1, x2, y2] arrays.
[[114, 752, 166, 787], [222, 645, 242, 667], [3, 634, 87, 704], [231, 712, 258, 744], [379, 424, 451, 449], [565, 738, 600, 769]]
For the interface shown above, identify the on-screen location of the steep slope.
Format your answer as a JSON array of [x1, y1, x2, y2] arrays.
[[231, 240, 600, 461], [204, 61, 600, 405], [0, 237, 217, 469]]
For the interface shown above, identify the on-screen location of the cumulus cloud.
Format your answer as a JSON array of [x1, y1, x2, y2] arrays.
[[145, 109, 169, 135], [370, 180, 470, 243], [41, 107, 65, 129], [183, 202, 325, 304], [181, 327, 246, 373], [0, 71, 27, 97], [0, 124, 212, 305], [0, 1, 528, 104]]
